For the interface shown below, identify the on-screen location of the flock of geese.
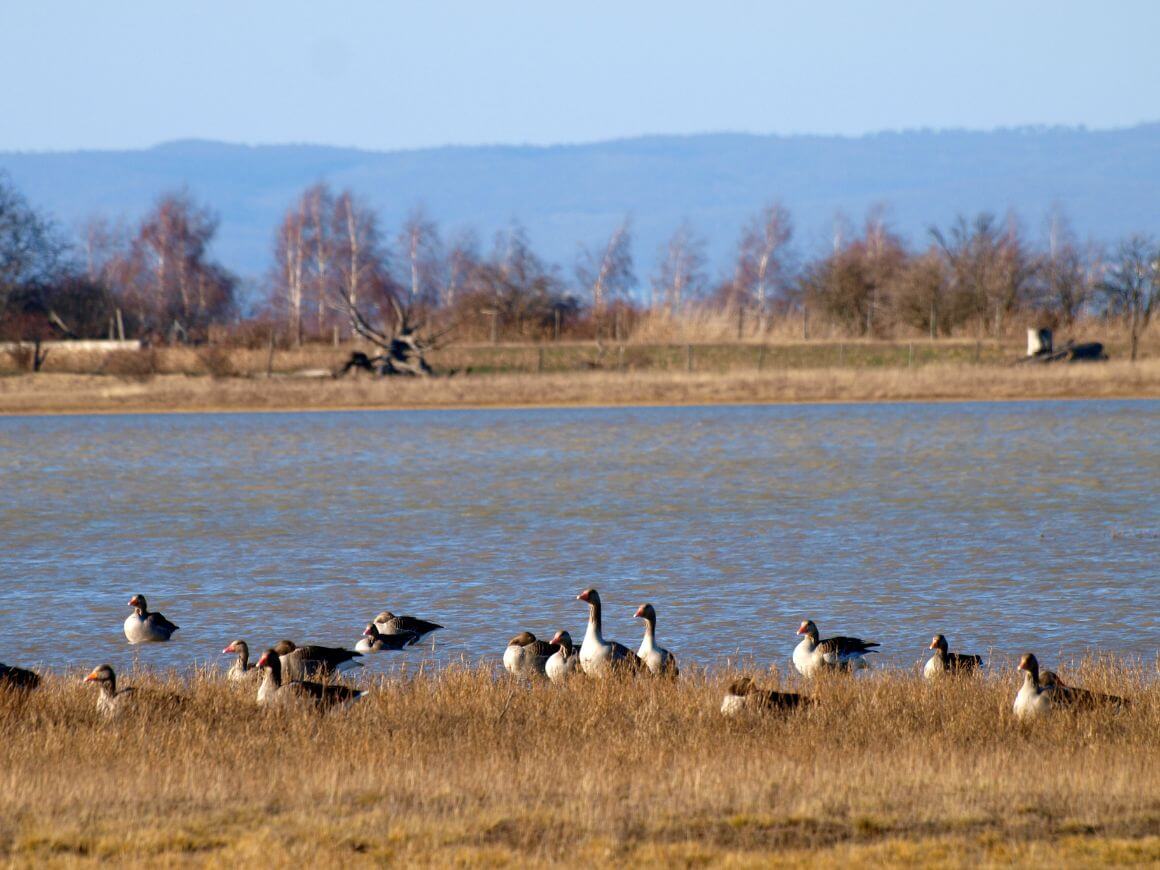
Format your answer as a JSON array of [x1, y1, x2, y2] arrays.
[[0, 589, 1131, 720]]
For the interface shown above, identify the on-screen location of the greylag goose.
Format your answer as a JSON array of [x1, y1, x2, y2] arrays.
[[0, 662, 40, 690], [222, 640, 258, 682], [356, 623, 419, 652], [503, 631, 557, 678], [272, 640, 362, 681], [255, 649, 366, 709], [1038, 665, 1128, 711], [545, 630, 579, 682], [373, 611, 443, 644], [83, 664, 183, 718], [634, 604, 678, 677], [793, 619, 879, 676], [577, 589, 642, 677], [924, 634, 983, 679], [720, 677, 813, 716], [123, 594, 179, 643], [1013, 653, 1055, 719]]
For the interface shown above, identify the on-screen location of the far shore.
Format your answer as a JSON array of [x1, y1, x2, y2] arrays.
[[2, 360, 1158, 416]]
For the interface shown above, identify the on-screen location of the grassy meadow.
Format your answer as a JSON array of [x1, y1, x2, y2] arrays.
[[2, 660, 1157, 866]]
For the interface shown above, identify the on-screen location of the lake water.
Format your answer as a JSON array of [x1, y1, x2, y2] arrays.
[[1, 400, 1157, 679]]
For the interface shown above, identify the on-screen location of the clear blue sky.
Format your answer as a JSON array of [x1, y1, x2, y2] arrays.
[[2, 1, 1158, 152]]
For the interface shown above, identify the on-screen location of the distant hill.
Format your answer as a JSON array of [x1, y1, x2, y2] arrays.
[[2, 125, 1158, 288]]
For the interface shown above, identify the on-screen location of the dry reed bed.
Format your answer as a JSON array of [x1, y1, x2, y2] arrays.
[[2, 662, 1157, 866]]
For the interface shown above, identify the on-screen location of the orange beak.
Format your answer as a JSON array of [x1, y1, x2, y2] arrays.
[[256, 656, 268, 668], [796, 623, 808, 635], [222, 644, 235, 654], [634, 606, 645, 618], [83, 670, 100, 682], [929, 639, 938, 650]]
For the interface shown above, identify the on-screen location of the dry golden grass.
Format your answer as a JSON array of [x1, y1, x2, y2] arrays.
[[1, 661, 1157, 866], [0, 359, 1157, 416]]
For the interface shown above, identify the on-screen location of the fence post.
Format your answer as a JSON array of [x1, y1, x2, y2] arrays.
[[686, 344, 694, 372]]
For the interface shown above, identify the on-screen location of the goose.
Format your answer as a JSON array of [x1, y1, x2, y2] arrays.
[[255, 649, 366, 709], [576, 588, 642, 677], [1038, 666, 1129, 711], [123, 594, 179, 643], [373, 611, 443, 644], [720, 677, 812, 716], [222, 640, 258, 682], [83, 664, 183, 718], [923, 634, 983, 679], [634, 603, 678, 677], [0, 662, 40, 690], [272, 640, 362, 682], [1013, 653, 1055, 720], [503, 631, 557, 677], [793, 619, 879, 677], [356, 623, 419, 652], [545, 630, 579, 682]]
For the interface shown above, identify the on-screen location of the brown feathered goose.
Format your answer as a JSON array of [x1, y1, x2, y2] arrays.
[[255, 649, 366, 709], [545, 630, 578, 682], [577, 588, 643, 677], [924, 634, 983, 679], [720, 677, 813, 716], [634, 603, 678, 677], [0, 662, 40, 690], [83, 664, 183, 718], [222, 640, 258, 682], [793, 619, 879, 676], [1038, 664, 1129, 711], [356, 623, 419, 652], [373, 611, 443, 644], [272, 640, 362, 681], [503, 631, 557, 677], [123, 594, 179, 643]]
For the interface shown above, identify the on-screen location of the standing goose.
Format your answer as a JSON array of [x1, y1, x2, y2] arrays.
[[272, 640, 362, 682], [0, 662, 40, 690], [634, 604, 678, 677], [356, 623, 419, 652], [1013, 653, 1055, 720], [123, 594, 179, 644], [503, 632, 557, 678], [576, 589, 642, 677], [924, 634, 984, 679], [255, 649, 366, 709], [545, 631, 579, 682], [373, 611, 443, 644], [720, 677, 813, 716], [83, 664, 183, 718], [222, 640, 258, 682], [793, 619, 879, 677]]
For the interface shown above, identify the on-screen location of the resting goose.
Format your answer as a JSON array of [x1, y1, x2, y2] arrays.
[[373, 611, 443, 644], [545, 631, 579, 682], [222, 640, 258, 682], [634, 604, 679, 677], [1038, 665, 1129, 711], [720, 677, 812, 716], [924, 634, 984, 679], [1013, 653, 1055, 720], [272, 640, 362, 682], [123, 594, 179, 643], [0, 662, 40, 690], [793, 619, 879, 677], [577, 589, 642, 677], [356, 623, 419, 652], [83, 664, 183, 718], [255, 649, 366, 709], [503, 631, 557, 677]]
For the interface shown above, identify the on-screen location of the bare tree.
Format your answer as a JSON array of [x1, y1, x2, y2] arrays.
[[301, 183, 338, 337], [1099, 235, 1159, 362], [651, 222, 706, 313], [442, 229, 479, 308], [271, 201, 307, 345], [333, 190, 385, 323], [397, 207, 444, 309], [576, 217, 634, 315], [0, 174, 66, 327], [734, 202, 792, 328], [1038, 208, 1093, 328]]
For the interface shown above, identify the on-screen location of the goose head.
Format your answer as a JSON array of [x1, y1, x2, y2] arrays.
[[272, 640, 297, 656], [550, 630, 574, 655], [1018, 653, 1041, 684], [128, 594, 147, 614], [796, 620, 819, 641], [634, 603, 656, 623], [256, 649, 282, 680], [508, 631, 536, 648], [362, 624, 382, 639], [576, 589, 600, 606], [727, 676, 758, 697], [375, 611, 396, 623], [83, 664, 116, 694], [222, 639, 249, 657], [929, 634, 949, 655]]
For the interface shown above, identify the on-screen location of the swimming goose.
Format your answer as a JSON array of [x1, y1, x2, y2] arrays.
[[1038, 666, 1129, 711], [222, 640, 258, 682], [923, 634, 984, 679], [255, 649, 366, 709], [1013, 653, 1055, 720], [272, 640, 362, 681], [720, 677, 813, 716], [373, 611, 443, 644], [793, 620, 879, 677], [503, 631, 557, 677], [0, 662, 40, 690], [634, 604, 679, 677], [123, 594, 179, 643], [545, 630, 579, 682], [356, 623, 419, 652], [577, 589, 642, 677], [83, 664, 183, 718]]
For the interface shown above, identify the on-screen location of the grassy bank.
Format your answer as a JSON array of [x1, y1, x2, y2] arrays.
[[1, 358, 1158, 415], [1, 662, 1157, 866]]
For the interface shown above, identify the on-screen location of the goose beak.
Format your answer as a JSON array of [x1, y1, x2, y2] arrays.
[[928, 639, 938, 650], [83, 671, 99, 682], [577, 591, 589, 602]]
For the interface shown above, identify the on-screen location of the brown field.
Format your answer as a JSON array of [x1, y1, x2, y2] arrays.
[[1, 661, 1157, 866]]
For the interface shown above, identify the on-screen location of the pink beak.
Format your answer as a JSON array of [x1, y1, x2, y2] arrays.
[[634, 606, 645, 618], [577, 591, 589, 602], [363, 627, 373, 637]]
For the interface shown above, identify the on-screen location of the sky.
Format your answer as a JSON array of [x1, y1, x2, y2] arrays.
[[1, 1, 1158, 152]]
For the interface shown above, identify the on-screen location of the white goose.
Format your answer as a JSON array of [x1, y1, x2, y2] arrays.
[[503, 631, 556, 678], [792, 619, 879, 677], [545, 630, 578, 682], [222, 640, 258, 682], [577, 588, 641, 677], [634, 603, 678, 677], [123, 594, 179, 644], [83, 664, 183, 718], [923, 634, 983, 680], [1013, 652, 1055, 720]]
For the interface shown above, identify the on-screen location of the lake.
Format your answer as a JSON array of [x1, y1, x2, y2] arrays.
[[1, 400, 1156, 678]]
